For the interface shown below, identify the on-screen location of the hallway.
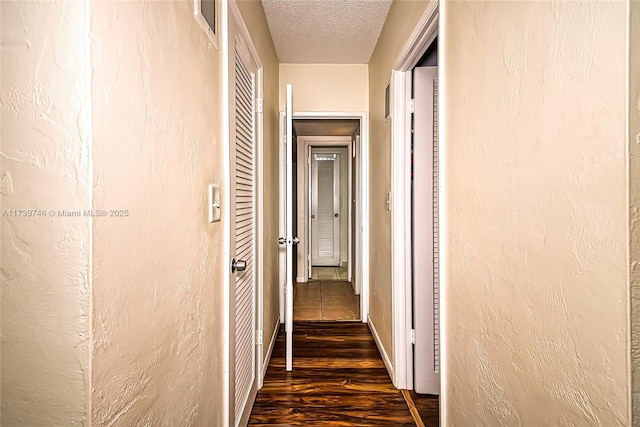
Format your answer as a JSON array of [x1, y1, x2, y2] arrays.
[[2, 0, 636, 425], [248, 322, 438, 426]]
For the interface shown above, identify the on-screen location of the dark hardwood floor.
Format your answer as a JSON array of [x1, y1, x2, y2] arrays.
[[249, 321, 439, 426], [410, 390, 439, 426]]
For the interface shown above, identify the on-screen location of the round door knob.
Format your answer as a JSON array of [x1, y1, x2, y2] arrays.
[[231, 258, 247, 273]]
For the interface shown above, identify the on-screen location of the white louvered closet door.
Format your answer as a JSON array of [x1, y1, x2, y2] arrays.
[[311, 153, 340, 266], [413, 66, 440, 395], [232, 35, 257, 425]]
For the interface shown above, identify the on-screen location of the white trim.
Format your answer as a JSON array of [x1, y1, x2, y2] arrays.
[[299, 137, 351, 277], [229, 1, 262, 69], [353, 134, 361, 293], [391, 70, 412, 389], [368, 314, 394, 379], [226, 1, 265, 425], [401, 71, 414, 390], [438, 6, 448, 424], [285, 85, 294, 372], [389, 0, 439, 394], [255, 65, 265, 390], [262, 317, 280, 378], [393, 0, 439, 70], [278, 112, 286, 323]]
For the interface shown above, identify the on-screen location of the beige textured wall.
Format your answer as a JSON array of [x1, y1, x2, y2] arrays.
[[367, 0, 429, 366], [631, 0, 640, 423], [236, 0, 281, 362], [1, 2, 92, 424], [443, 1, 629, 424], [90, 1, 224, 424], [279, 64, 368, 112]]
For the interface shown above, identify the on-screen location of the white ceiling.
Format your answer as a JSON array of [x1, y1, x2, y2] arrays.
[[293, 119, 360, 136], [261, 0, 393, 64]]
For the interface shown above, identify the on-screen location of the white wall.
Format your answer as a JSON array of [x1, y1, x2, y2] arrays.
[[442, 1, 630, 424], [1, 1, 280, 424], [1, 2, 92, 424], [90, 1, 225, 424], [279, 64, 368, 112], [368, 0, 431, 369]]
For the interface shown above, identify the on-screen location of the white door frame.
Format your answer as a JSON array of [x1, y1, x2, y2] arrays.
[[222, 1, 265, 425], [389, 0, 439, 392], [303, 139, 351, 277], [278, 111, 369, 324], [310, 149, 343, 268]]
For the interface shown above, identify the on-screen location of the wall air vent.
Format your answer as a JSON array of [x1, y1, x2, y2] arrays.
[[194, 0, 217, 49]]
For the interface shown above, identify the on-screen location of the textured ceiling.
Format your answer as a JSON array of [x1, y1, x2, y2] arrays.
[[261, 0, 393, 64], [293, 119, 360, 136]]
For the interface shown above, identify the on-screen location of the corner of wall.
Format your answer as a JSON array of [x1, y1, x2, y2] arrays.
[[629, 0, 640, 424], [1, 1, 92, 424]]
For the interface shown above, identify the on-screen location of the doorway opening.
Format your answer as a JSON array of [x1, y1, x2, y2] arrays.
[[389, 0, 439, 400], [279, 114, 368, 324], [295, 120, 359, 321], [410, 37, 440, 395]]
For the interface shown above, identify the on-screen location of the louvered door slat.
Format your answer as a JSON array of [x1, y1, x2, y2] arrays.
[[234, 46, 256, 424], [432, 77, 440, 374], [317, 159, 334, 259], [413, 66, 440, 395]]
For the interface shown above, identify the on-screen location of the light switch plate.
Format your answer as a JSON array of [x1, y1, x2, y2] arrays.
[[209, 184, 221, 223]]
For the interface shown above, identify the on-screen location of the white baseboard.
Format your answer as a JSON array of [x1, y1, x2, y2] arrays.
[[296, 276, 306, 283], [262, 317, 280, 378], [367, 314, 394, 381]]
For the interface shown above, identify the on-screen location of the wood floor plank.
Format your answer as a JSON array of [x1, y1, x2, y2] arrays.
[[409, 391, 439, 427], [248, 321, 419, 426]]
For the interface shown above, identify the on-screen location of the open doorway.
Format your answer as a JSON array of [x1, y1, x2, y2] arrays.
[[410, 37, 440, 395], [279, 115, 368, 323], [389, 0, 439, 399], [294, 119, 359, 321]]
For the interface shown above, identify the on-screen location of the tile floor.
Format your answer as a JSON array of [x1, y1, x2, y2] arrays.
[[310, 266, 349, 281], [294, 268, 359, 321]]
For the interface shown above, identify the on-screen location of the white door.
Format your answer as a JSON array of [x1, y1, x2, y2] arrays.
[[413, 66, 440, 394], [283, 84, 295, 372], [230, 28, 258, 424], [311, 152, 341, 266]]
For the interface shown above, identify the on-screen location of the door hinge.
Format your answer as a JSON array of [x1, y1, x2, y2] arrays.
[[256, 97, 263, 113], [409, 99, 415, 114], [410, 329, 415, 344], [256, 329, 263, 346]]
